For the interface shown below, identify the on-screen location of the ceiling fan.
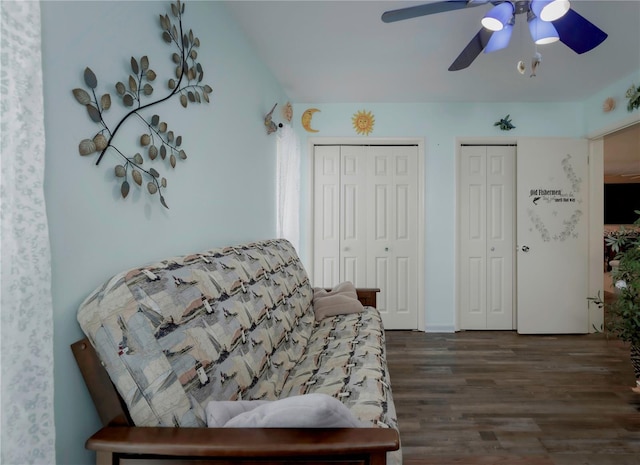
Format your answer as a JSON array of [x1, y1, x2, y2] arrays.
[[381, 0, 608, 71]]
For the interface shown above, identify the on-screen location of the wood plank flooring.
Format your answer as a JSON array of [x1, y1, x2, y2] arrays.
[[385, 330, 640, 465]]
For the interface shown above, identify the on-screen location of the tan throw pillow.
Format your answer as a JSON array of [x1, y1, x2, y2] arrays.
[[313, 281, 363, 321], [313, 281, 358, 299]]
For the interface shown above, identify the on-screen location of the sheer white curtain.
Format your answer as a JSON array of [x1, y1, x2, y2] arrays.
[[1, 1, 56, 464], [276, 124, 300, 251]]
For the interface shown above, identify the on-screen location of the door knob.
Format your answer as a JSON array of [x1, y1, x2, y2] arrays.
[[522, 245, 530, 252], [385, 247, 389, 252], [490, 247, 495, 251]]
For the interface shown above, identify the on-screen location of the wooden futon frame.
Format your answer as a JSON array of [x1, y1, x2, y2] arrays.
[[71, 289, 399, 465]]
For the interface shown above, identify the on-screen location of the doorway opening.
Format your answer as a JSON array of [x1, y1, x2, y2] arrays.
[[602, 122, 640, 305]]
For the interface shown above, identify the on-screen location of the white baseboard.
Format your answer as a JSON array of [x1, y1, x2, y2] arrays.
[[424, 325, 456, 333]]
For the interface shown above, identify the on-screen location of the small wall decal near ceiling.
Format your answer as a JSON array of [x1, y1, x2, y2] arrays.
[[73, 0, 212, 209], [301, 108, 320, 133], [494, 114, 515, 131], [626, 84, 640, 112], [282, 102, 293, 123], [602, 97, 616, 113], [380, 0, 608, 71], [352, 110, 375, 136], [264, 103, 283, 134]]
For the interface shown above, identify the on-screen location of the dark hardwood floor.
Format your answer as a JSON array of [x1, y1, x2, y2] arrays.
[[385, 330, 640, 465]]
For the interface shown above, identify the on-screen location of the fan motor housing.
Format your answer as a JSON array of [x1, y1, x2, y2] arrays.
[[513, 1, 531, 15]]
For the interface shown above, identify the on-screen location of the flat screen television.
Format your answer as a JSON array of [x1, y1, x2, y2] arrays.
[[604, 183, 640, 224]]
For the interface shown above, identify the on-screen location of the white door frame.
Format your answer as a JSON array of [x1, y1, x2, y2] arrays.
[[306, 137, 426, 332]]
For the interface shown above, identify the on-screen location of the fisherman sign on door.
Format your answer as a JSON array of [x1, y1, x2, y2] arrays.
[[530, 188, 575, 204], [525, 154, 583, 243]]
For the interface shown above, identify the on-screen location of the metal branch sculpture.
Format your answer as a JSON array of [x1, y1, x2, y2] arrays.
[[73, 0, 212, 209]]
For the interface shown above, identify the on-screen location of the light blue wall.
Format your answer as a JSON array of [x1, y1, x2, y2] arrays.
[[41, 1, 287, 463], [292, 96, 639, 331], [40, 1, 640, 462]]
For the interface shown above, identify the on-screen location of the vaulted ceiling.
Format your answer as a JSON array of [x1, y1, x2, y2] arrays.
[[225, 1, 640, 104]]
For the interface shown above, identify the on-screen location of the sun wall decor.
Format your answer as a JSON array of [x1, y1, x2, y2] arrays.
[[352, 109, 375, 136], [72, 0, 212, 209]]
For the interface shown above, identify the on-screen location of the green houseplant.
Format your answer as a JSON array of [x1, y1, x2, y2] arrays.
[[591, 211, 640, 393]]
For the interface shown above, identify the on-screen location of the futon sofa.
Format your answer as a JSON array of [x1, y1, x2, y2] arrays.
[[73, 238, 400, 464]]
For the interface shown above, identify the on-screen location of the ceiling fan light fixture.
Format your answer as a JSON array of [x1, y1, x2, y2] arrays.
[[531, 0, 570, 22], [484, 23, 513, 53], [528, 17, 559, 44], [481, 2, 514, 31]]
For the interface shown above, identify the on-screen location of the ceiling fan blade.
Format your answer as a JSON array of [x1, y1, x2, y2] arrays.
[[449, 28, 493, 71], [381, 0, 486, 23], [552, 8, 608, 54]]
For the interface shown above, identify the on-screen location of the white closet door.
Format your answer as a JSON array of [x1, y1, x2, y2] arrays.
[[313, 146, 340, 286], [459, 145, 515, 330], [367, 146, 419, 329], [486, 146, 515, 329], [313, 145, 419, 330], [340, 146, 368, 285], [459, 146, 488, 329]]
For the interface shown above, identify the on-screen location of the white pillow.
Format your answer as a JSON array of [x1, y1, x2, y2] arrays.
[[206, 400, 269, 427], [206, 394, 366, 428]]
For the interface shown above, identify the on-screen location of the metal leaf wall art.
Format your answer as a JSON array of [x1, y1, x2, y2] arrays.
[[73, 0, 212, 209]]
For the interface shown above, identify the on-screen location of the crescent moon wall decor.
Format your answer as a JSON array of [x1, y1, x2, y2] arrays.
[[301, 108, 320, 133]]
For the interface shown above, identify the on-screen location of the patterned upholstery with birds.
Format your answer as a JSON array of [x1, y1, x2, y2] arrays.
[[76, 239, 399, 458]]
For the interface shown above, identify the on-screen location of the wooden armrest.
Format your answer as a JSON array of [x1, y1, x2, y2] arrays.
[[87, 426, 398, 462], [324, 288, 380, 308], [355, 288, 379, 308], [71, 339, 132, 427]]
